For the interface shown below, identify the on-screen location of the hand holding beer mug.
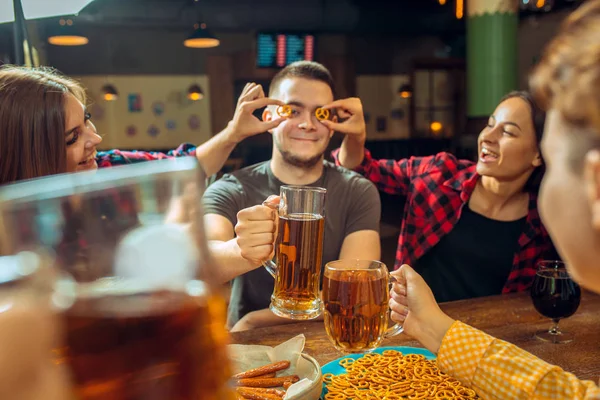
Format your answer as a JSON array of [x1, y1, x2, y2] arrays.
[[0, 254, 70, 400], [262, 186, 326, 320], [0, 158, 234, 400], [323, 260, 404, 353]]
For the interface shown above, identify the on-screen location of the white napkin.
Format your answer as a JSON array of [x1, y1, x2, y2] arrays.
[[227, 334, 319, 400]]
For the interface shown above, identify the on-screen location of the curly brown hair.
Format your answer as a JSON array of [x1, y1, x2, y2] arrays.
[[530, 0, 600, 168], [0, 65, 86, 185]]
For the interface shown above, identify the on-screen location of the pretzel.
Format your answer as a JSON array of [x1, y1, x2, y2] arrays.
[[236, 387, 282, 400], [323, 351, 479, 399], [235, 375, 299, 388], [276, 105, 292, 118], [232, 361, 290, 379], [255, 372, 275, 378], [276, 104, 331, 121], [314, 107, 330, 121]]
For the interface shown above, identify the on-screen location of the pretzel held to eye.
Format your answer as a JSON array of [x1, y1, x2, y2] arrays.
[[314, 107, 330, 121], [276, 105, 332, 121], [276, 105, 292, 118]]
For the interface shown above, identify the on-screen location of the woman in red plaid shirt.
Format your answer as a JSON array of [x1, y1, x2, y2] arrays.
[[388, 2, 600, 398], [326, 92, 557, 302]]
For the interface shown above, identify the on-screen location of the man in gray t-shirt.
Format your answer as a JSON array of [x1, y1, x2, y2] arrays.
[[204, 159, 380, 327], [203, 61, 381, 330]]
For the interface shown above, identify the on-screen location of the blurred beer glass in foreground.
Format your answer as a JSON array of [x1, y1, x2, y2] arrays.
[[0, 158, 234, 400]]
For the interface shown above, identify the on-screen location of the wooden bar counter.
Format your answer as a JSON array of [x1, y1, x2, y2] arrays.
[[231, 292, 600, 381]]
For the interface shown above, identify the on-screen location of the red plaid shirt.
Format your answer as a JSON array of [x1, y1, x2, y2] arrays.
[[96, 143, 197, 167], [331, 149, 557, 293]]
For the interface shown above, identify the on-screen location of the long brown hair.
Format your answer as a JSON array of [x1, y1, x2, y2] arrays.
[[499, 90, 546, 193], [0, 65, 86, 185], [500, 91, 546, 146]]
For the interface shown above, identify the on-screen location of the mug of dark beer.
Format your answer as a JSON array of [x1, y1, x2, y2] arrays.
[[263, 185, 326, 320], [323, 259, 404, 353], [0, 158, 234, 400]]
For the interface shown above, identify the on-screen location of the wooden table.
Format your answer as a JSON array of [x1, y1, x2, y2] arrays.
[[230, 291, 600, 381]]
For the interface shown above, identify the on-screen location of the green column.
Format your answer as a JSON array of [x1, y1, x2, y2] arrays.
[[467, 0, 518, 117]]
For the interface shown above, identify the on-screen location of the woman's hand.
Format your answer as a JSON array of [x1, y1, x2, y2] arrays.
[[389, 264, 455, 354]]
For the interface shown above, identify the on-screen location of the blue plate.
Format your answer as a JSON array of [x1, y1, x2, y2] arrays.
[[320, 346, 436, 398]]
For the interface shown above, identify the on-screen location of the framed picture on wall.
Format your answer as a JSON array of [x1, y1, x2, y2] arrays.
[[128, 94, 143, 112]]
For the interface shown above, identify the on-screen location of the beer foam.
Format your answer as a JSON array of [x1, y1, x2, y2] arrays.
[[75, 277, 150, 298], [0, 252, 39, 284], [0, 256, 21, 284], [114, 224, 197, 290]]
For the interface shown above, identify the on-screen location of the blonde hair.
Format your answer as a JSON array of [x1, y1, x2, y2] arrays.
[[531, 0, 600, 135]]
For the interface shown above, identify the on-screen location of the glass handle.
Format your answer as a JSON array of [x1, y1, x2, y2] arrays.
[[260, 197, 279, 279], [262, 260, 277, 279], [385, 274, 404, 338], [262, 198, 280, 210]]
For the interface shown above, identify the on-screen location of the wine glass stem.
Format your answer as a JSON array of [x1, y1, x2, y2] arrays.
[[549, 319, 561, 335]]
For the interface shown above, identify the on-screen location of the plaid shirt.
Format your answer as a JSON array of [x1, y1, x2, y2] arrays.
[[96, 143, 197, 167], [439, 321, 600, 399], [331, 149, 556, 293]]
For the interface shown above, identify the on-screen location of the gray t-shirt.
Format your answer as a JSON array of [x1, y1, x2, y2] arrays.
[[202, 160, 381, 326]]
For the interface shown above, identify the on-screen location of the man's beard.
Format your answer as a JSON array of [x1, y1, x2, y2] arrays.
[[274, 137, 326, 168]]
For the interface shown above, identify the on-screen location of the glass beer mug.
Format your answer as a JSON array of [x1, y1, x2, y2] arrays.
[[0, 158, 234, 400], [263, 185, 326, 320], [323, 260, 404, 353]]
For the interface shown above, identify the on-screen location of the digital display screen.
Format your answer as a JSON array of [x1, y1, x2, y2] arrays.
[[257, 33, 315, 68]]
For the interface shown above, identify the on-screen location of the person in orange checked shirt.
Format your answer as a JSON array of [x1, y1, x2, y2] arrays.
[[389, 1, 600, 398]]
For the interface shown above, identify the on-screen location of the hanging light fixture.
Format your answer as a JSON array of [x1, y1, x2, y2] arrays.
[[47, 18, 88, 46], [456, 0, 464, 19], [100, 39, 119, 102], [184, 0, 219, 48], [398, 84, 413, 99], [187, 84, 204, 101], [184, 22, 219, 48], [102, 84, 118, 101]]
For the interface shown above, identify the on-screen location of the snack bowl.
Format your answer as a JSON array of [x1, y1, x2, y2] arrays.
[[285, 353, 321, 400], [228, 335, 321, 400]]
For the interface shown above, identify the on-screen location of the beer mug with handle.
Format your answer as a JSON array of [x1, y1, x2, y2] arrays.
[[0, 158, 235, 400], [262, 185, 326, 320], [323, 259, 404, 353]]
